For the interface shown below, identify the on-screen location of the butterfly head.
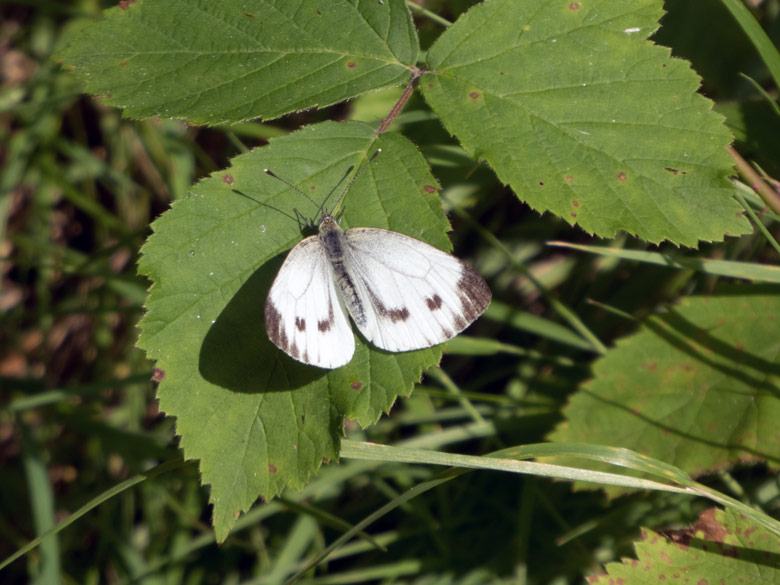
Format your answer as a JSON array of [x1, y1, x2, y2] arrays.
[[317, 213, 341, 235]]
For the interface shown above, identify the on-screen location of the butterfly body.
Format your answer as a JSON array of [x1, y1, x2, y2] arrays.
[[265, 210, 491, 369], [318, 215, 368, 328]]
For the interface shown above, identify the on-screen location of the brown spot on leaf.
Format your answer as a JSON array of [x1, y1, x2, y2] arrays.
[[665, 167, 687, 175], [152, 368, 165, 382], [244, 12, 255, 18], [424, 185, 436, 193], [735, 342, 744, 351], [119, 0, 136, 9], [617, 172, 627, 181], [539, 181, 544, 186], [566, 176, 574, 183], [469, 91, 480, 100], [120, 61, 127, 67], [350, 380, 362, 391], [428, 83, 434, 88], [223, 174, 234, 185], [570, 213, 577, 218], [572, 199, 579, 206], [569, 2, 580, 9], [269, 464, 277, 473], [347, 61, 356, 68]]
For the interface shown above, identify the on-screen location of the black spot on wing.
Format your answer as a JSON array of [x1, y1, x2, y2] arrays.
[[425, 294, 443, 311], [366, 285, 410, 323], [290, 342, 300, 359], [318, 301, 335, 332], [389, 307, 410, 323], [295, 317, 306, 331]]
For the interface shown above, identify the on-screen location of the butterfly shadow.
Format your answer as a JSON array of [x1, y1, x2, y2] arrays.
[[198, 254, 326, 393]]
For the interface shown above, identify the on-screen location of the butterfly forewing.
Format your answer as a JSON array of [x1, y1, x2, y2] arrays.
[[264, 236, 355, 368], [340, 228, 492, 353]]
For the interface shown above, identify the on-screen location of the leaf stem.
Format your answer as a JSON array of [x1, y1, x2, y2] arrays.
[[728, 145, 780, 215], [376, 68, 422, 134]]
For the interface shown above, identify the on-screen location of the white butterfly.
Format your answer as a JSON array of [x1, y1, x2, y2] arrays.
[[263, 161, 491, 369]]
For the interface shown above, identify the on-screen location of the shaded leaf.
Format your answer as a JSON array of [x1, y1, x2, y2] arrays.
[[137, 120, 452, 540], [56, 0, 418, 124], [590, 508, 780, 584], [549, 286, 780, 486], [420, 0, 750, 245]]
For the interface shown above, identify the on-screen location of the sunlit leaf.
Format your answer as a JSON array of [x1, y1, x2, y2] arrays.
[[56, 0, 418, 124], [137, 120, 452, 539], [421, 0, 750, 245]]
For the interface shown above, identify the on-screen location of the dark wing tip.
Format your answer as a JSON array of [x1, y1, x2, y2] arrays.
[[456, 263, 492, 327], [264, 300, 289, 350]]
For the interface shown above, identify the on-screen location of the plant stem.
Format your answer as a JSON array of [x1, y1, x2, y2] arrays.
[[377, 68, 422, 134]]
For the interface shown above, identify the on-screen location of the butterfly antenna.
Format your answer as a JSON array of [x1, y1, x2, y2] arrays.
[[264, 168, 321, 212], [328, 149, 381, 215]]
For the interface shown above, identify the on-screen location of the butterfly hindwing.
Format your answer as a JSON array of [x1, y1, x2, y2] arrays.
[[264, 236, 355, 368], [340, 228, 491, 353]]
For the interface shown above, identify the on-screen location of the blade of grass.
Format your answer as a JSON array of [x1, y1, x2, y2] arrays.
[[4, 372, 154, 412], [406, 1, 452, 28], [547, 241, 780, 282], [0, 459, 185, 573], [342, 441, 780, 540], [341, 441, 693, 494], [718, 0, 780, 90], [734, 191, 780, 257], [484, 301, 597, 352], [425, 367, 486, 425], [738, 72, 780, 118], [446, 336, 578, 366], [453, 207, 607, 354], [21, 428, 60, 584]]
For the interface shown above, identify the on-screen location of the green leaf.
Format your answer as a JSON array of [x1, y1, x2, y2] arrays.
[[56, 0, 418, 124], [549, 286, 780, 486], [137, 120, 451, 540], [592, 508, 780, 584], [420, 0, 751, 245]]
